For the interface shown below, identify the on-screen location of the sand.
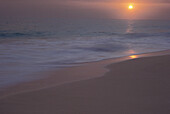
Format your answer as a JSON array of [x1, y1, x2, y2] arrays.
[[0, 52, 170, 114]]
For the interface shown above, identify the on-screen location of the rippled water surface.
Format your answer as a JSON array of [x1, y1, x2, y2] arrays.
[[0, 19, 170, 87]]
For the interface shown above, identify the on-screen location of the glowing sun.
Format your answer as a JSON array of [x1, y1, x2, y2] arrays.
[[128, 4, 134, 10]]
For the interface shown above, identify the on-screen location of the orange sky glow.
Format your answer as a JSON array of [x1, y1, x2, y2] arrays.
[[0, 0, 170, 20], [73, 1, 170, 20]]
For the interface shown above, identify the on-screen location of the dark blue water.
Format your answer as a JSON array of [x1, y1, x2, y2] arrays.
[[0, 19, 170, 88]]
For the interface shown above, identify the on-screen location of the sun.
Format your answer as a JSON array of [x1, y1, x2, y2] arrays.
[[128, 4, 134, 10]]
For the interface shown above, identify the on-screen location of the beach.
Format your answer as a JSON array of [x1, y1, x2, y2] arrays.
[[0, 51, 170, 114], [1, 1, 170, 114]]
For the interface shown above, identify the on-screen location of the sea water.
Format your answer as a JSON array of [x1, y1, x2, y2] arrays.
[[0, 19, 170, 88]]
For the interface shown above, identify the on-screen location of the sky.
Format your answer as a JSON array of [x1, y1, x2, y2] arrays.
[[0, 0, 170, 20]]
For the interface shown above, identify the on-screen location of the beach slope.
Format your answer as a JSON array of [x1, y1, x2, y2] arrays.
[[0, 55, 170, 114]]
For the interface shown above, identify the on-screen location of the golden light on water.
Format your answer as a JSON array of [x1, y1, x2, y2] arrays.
[[130, 55, 137, 59]]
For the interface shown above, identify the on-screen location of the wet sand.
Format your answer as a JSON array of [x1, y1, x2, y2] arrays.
[[0, 51, 170, 114]]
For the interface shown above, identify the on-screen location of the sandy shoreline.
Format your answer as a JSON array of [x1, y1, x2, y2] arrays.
[[0, 50, 170, 114]]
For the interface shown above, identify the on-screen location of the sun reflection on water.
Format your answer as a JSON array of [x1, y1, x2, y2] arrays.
[[126, 20, 134, 33], [129, 55, 137, 59]]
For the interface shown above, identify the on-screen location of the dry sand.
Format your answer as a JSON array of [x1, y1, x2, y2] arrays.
[[0, 53, 170, 114]]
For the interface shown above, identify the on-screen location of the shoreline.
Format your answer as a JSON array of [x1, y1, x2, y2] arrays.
[[0, 49, 170, 99], [0, 50, 170, 113]]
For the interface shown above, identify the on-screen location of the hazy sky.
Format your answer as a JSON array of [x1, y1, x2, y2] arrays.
[[0, 0, 170, 20]]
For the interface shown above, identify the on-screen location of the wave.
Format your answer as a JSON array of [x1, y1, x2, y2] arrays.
[[124, 32, 170, 38], [92, 31, 170, 39], [92, 32, 118, 36], [0, 31, 47, 38], [75, 44, 126, 52]]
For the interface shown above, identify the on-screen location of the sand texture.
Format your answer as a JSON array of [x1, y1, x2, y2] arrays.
[[0, 55, 170, 114]]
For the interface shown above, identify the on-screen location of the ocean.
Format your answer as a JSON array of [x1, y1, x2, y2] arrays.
[[0, 19, 170, 88]]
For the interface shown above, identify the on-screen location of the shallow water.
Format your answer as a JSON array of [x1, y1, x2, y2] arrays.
[[0, 19, 170, 88]]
